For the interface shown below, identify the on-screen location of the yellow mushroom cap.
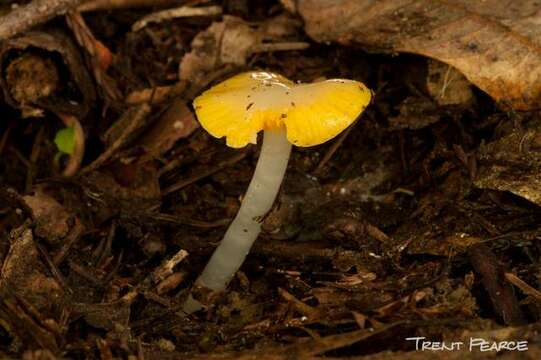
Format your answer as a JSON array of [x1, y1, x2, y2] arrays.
[[193, 71, 371, 148]]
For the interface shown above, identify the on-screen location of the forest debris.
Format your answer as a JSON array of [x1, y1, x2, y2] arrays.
[[79, 0, 177, 12], [0, 227, 63, 312], [0, 293, 60, 354], [312, 125, 354, 176], [322, 216, 389, 246], [138, 99, 199, 159], [468, 244, 525, 325], [290, 321, 404, 357], [156, 338, 176, 352], [0, 0, 86, 41], [132, 5, 222, 32], [280, 0, 297, 14], [475, 119, 541, 206], [125, 82, 187, 105], [298, 0, 541, 110], [23, 189, 83, 248], [0, 31, 96, 118], [504, 272, 541, 302], [101, 104, 151, 147], [66, 11, 122, 102], [163, 151, 248, 195], [82, 104, 151, 174], [179, 16, 256, 85], [156, 272, 185, 294], [427, 60, 474, 107], [139, 233, 166, 258], [21, 349, 57, 360], [278, 287, 320, 320], [151, 249, 188, 284], [252, 42, 309, 53], [81, 161, 161, 215], [4, 54, 59, 118], [179, 15, 304, 85], [405, 232, 483, 257], [334, 270, 377, 287], [388, 96, 440, 130], [72, 291, 136, 330], [34, 242, 71, 294]]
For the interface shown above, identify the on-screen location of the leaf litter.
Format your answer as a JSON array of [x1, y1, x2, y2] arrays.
[[1, 0, 541, 358]]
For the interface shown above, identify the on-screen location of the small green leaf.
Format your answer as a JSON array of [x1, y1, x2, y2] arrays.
[[54, 126, 75, 155]]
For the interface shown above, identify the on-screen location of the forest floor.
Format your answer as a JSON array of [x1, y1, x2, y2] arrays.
[[1, 0, 541, 359]]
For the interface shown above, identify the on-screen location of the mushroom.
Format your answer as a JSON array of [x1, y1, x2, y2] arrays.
[[183, 71, 371, 313]]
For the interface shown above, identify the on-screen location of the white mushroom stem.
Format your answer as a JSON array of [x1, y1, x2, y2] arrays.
[[183, 129, 292, 314]]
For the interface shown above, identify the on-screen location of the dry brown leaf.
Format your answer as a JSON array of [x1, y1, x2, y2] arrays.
[[298, 0, 541, 110], [66, 11, 122, 102], [23, 191, 72, 246], [179, 15, 303, 85], [475, 118, 541, 205], [427, 60, 474, 106], [139, 99, 199, 158], [0, 228, 63, 312]]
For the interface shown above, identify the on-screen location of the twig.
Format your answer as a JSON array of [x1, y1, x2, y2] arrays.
[[79, 0, 176, 12], [151, 249, 189, 283], [66, 11, 122, 102], [26, 126, 45, 193], [149, 213, 231, 228], [438, 64, 453, 100], [137, 336, 145, 360], [1, 292, 59, 352], [53, 217, 84, 265], [0, 120, 15, 157], [0, 0, 88, 41], [132, 5, 222, 32], [505, 272, 541, 302], [294, 321, 405, 356], [10, 147, 31, 168], [312, 124, 354, 176], [163, 151, 248, 195], [101, 250, 123, 285], [96, 221, 116, 268], [468, 244, 525, 325], [35, 241, 73, 295], [80, 104, 151, 174], [68, 260, 103, 287], [125, 82, 187, 105], [278, 287, 320, 319], [252, 42, 310, 53]]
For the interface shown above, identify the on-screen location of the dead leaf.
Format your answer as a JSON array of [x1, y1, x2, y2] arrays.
[[0, 227, 63, 312], [66, 11, 122, 102], [21, 187, 85, 266], [23, 190, 72, 246], [72, 291, 136, 330], [298, 0, 541, 110], [475, 119, 541, 205], [179, 15, 303, 85], [139, 99, 199, 158], [427, 60, 474, 106]]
